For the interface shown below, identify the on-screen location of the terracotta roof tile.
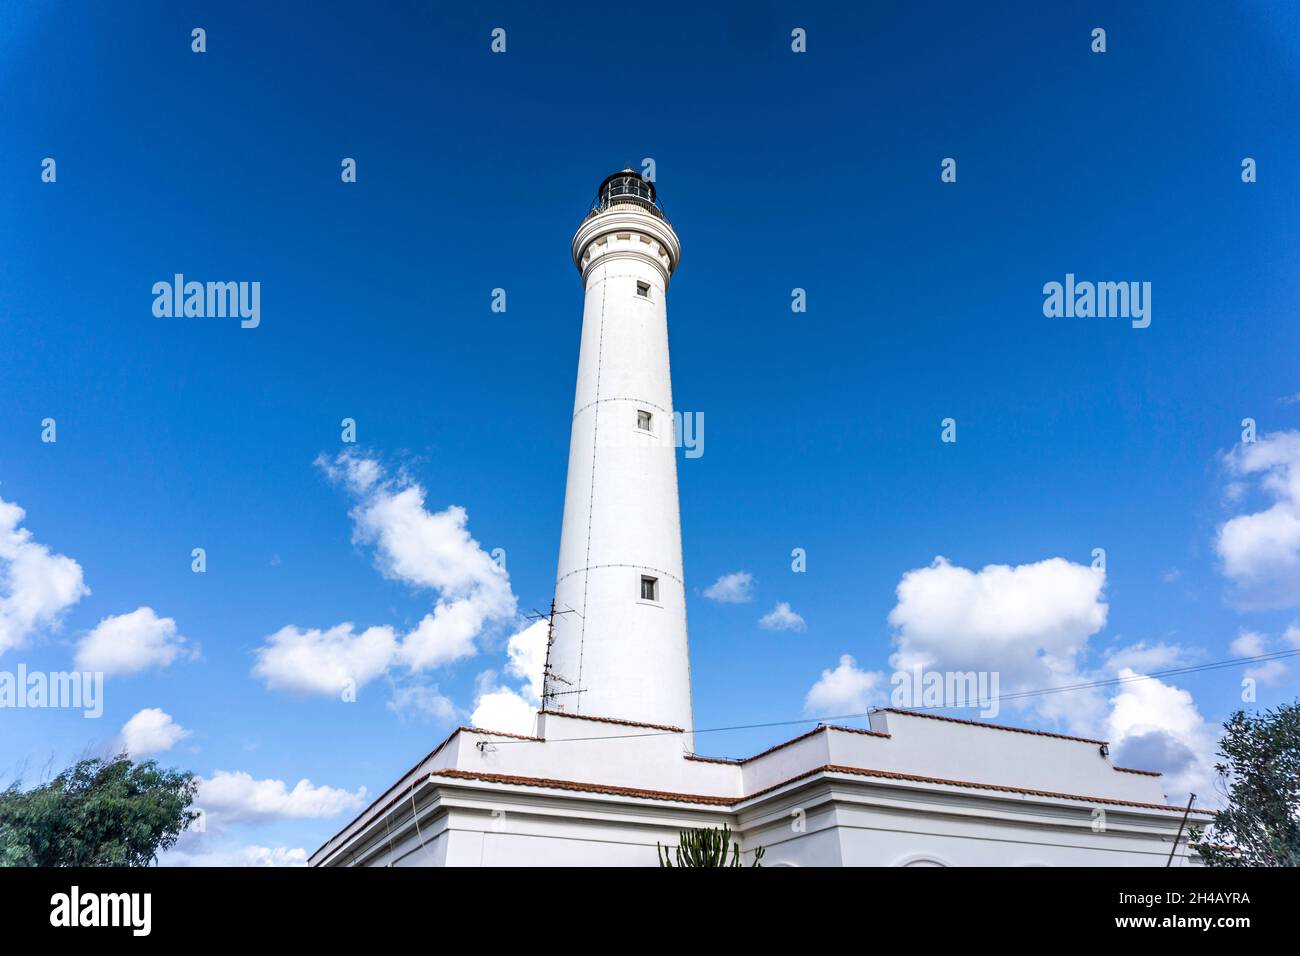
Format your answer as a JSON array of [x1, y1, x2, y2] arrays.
[[882, 708, 1107, 745], [812, 765, 1212, 815], [429, 764, 1212, 816], [688, 723, 889, 765], [539, 710, 684, 733], [432, 769, 734, 805], [464, 726, 544, 742], [1114, 766, 1162, 777], [825, 724, 892, 738], [732, 725, 827, 762]]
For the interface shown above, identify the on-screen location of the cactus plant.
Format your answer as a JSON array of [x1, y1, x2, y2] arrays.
[[657, 824, 764, 867]]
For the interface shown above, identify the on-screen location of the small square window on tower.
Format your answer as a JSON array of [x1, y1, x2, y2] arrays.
[[635, 280, 650, 298], [640, 575, 659, 601], [637, 409, 653, 431]]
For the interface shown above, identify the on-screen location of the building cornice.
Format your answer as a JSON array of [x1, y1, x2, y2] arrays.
[[539, 709, 685, 733], [571, 206, 681, 287], [424, 764, 1213, 816]]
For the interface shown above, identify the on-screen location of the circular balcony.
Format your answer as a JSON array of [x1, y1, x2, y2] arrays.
[[583, 170, 669, 224]]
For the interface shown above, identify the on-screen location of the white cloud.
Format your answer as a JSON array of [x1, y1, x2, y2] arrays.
[[348, 484, 507, 601], [253, 454, 519, 696], [1222, 481, 1246, 505], [324, 454, 515, 654], [318, 452, 382, 496], [807, 550, 1219, 787], [462, 620, 548, 735], [74, 607, 189, 676], [703, 571, 753, 604], [1229, 630, 1266, 657], [1284, 623, 1300, 649], [233, 845, 309, 867], [887, 556, 1107, 694], [1106, 668, 1217, 803], [165, 843, 308, 867], [1246, 660, 1289, 686], [199, 770, 365, 823], [804, 655, 884, 716], [0, 495, 89, 655], [1230, 628, 1290, 687], [803, 553, 1218, 788], [759, 601, 805, 632], [1217, 431, 1300, 608], [470, 686, 536, 735], [469, 670, 537, 736], [252, 623, 398, 696], [402, 600, 488, 671], [120, 707, 191, 757], [504, 619, 548, 701], [1103, 641, 1187, 674], [386, 682, 459, 723]]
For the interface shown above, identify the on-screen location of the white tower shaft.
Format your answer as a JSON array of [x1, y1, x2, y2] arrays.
[[545, 173, 692, 732]]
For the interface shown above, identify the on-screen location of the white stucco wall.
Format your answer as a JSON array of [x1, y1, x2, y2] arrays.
[[829, 711, 1169, 804]]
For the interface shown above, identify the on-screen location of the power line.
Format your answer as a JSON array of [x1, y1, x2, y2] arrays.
[[485, 647, 1300, 749], [988, 647, 1300, 705]]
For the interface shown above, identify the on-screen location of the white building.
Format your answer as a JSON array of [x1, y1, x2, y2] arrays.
[[310, 172, 1210, 867]]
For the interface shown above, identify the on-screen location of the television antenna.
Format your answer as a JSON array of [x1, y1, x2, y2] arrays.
[[527, 599, 583, 711]]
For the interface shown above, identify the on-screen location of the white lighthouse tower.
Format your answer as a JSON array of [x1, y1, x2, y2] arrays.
[[543, 170, 693, 732]]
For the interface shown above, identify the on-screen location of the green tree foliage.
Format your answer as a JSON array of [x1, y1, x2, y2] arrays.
[[1193, 702, 1300, 867], [0, 754, 199, 867], [657, 823, 764, 867]]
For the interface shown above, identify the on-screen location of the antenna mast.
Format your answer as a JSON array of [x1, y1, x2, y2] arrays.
[[529, 598, 580, 711]]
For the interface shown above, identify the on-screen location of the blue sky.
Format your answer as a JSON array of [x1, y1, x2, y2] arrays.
[[1, 1, 1298, 863]]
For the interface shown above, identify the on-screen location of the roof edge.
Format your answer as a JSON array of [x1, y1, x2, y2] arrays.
[[309, 725, 543, 863], [881, 708, 1108, 745], [425, 765, 1214, 817], [539, 709, 685, 733]]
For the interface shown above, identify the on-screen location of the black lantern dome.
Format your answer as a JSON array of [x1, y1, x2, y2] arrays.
[[585, 168, 667, 222]]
